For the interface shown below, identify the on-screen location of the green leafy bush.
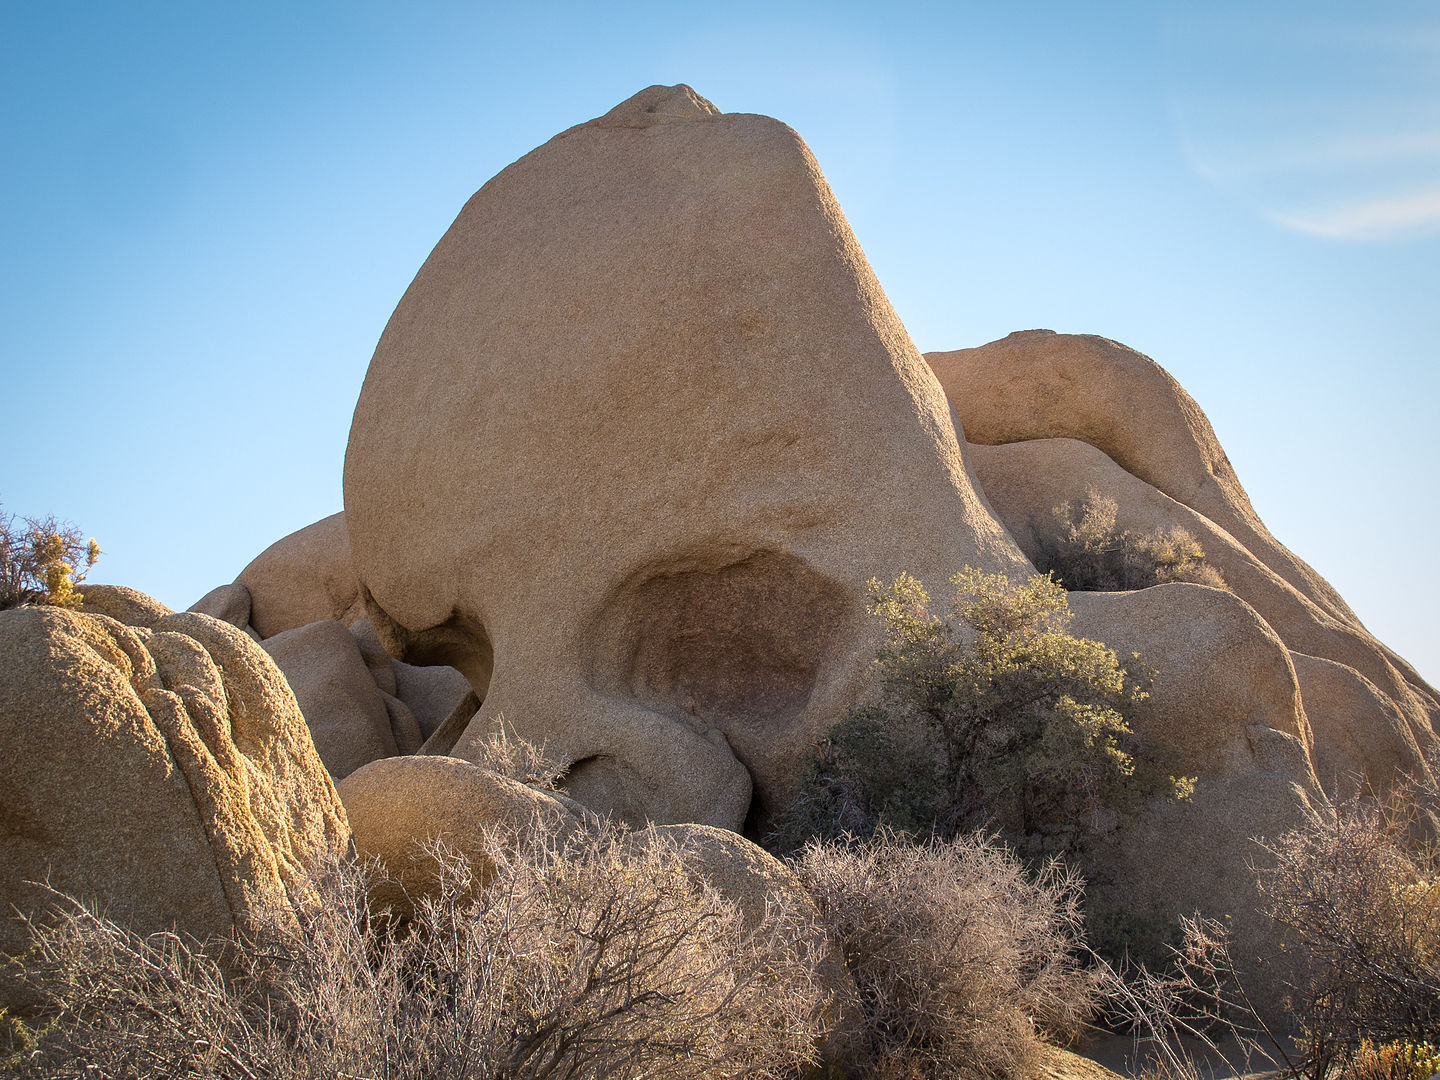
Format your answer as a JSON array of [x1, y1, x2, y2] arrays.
[[770, 569, 1189, 858], [0, 503, 100, 610], [1039, 490, 1224, 592]]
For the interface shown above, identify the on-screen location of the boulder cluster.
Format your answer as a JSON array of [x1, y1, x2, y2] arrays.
[[3, 84, 1436, 1019]]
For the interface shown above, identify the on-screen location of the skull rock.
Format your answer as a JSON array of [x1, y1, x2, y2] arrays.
[[343, 84, 1029, 832]]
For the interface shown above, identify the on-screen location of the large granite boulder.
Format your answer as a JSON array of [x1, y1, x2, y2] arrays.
[[1, 604, 350, 1006], [1067, 584, 1319, 996], [938, 333, 1439, 797], [927, 331, 1359, 626], [343, 84, 1029, 831]]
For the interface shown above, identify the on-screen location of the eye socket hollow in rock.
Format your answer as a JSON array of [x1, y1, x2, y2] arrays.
[[585, 547, 847, 764]]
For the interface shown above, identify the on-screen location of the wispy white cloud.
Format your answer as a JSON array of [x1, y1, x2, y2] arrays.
[[1270, 186, 1440, 240], [1205, 130, 1440, 179], [1165, 4, 1440, 244]]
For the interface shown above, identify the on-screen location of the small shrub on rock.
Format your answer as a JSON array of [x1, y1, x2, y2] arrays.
[[770, 569, 1189, 858], [1040, 490, 1224, 592], [792, 831, 1098, 1080], [0, 503, 100, 610], [462, 712, 569, 789]]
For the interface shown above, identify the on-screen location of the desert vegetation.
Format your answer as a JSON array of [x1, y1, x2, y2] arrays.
[[0, 503, 100, 610], [7, 825, 829, 1079], [769, 568, 1191, 858], [793, 831, 1097, 1080], [6, 558, 1438, 1078], [8, 743, 1440, 1079], [1038, 490, 1224, 593], [1256, 780, 1440, 1080]]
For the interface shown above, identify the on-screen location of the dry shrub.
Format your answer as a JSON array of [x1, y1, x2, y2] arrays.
[[12, 823, 828, 1079], [790, 831, 1099, 1080], [1258, 787, 1440, 1080], [1096, 914, 1286, 1080], [461, 712, 569, 789], [1041, 490, 1224, 593], [1337, 1040, 1440, 1080]]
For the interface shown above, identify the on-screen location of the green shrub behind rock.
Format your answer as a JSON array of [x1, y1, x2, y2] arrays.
[[770, 569, 1190, 858]]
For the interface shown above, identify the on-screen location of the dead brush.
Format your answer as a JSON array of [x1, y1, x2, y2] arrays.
[[789, 830, 1100, 1080], [10, 822, 829, 1079]]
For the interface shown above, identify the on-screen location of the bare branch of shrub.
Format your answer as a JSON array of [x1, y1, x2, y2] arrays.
[[790, 830, 1100, 1080], [1256, 783, 1440, 1080], [460, 711, 569, 789], [1093, 913, 1294, 1080], [12, 823, 828, 1079]]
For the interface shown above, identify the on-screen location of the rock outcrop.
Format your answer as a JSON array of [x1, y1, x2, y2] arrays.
[[343, 84, 1029, 831], [928, 331, 1358, 626], [78, 583, 173, 628], [1067, 584, 1318, 994], [261, 619, 403, 779], [189, 582, 253, 631], [237, 512, 365, 638], [936, 332, 1440, 797], [1, 604, 350, 1006]]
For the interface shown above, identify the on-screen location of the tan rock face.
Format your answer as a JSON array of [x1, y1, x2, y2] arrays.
[[237, 512, 364, 638], [965, 420, 1438, 793], [928, 331, 1361, 628], [1293, 651, 1428, 797], [343, 84, 1028, 830], [0, 606, 350, 1005], [78, 583, 173, 628], [261, 619, 401, 779], [337, 755, 581, 915], [188, 582, 252, 630], [1067, 584, 1319, 998]]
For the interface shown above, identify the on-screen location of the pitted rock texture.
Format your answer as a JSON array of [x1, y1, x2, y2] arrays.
[[237, 512, 365, 638], [0, 605, 350, 1005], [78, 583, 173, 628], [344, 84, 1029, 830]]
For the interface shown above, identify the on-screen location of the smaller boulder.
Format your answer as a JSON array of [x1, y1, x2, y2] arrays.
[[261, 620, 399, 779], [238, 512, 364, 638], [77, 584, 172, 628], [337, 755, 581, 915], [349, 619, 399, 695], [188, 583, 252, 630], [1293, 652, 1431, 797], [394, 661, 476, 740]]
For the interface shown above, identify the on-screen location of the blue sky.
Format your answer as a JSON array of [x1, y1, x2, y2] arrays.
[[3, 1, 1437, 683]]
